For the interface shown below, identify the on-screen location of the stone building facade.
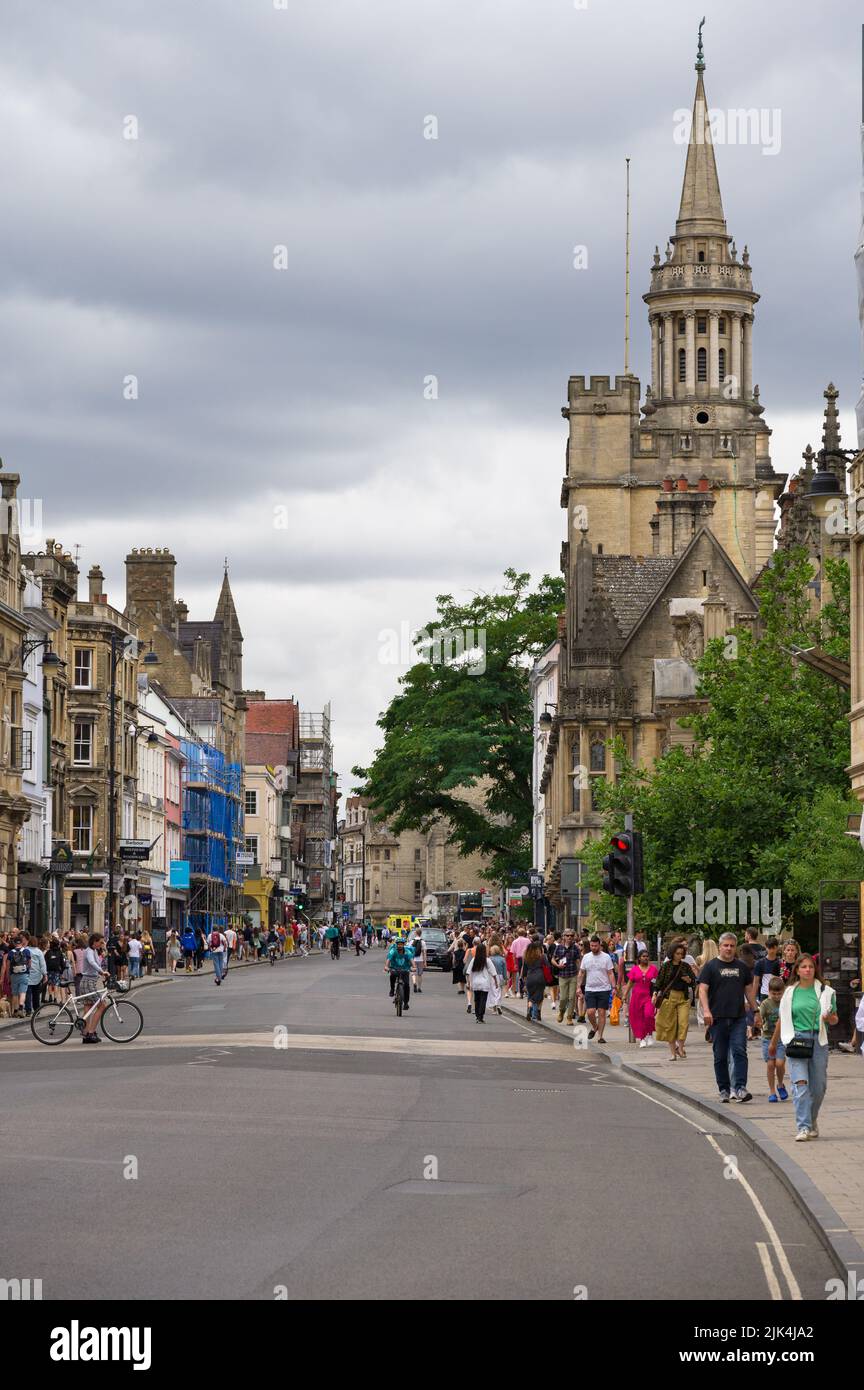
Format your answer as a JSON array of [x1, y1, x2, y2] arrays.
[[64, 567, 140, 935], [0, 467, 33, 932], [542, 49, 784, 922], [123, 548, 245, 768]]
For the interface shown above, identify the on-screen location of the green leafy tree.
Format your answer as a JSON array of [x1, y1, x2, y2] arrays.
[[581, 549, 852, 937], [353, 569, 564, 884]]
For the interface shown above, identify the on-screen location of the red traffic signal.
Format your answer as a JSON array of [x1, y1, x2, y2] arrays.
[[601, 830, 644, 898]]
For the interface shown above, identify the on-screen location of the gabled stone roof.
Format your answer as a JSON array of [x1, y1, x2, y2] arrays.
[[593, 555, 679, 636]]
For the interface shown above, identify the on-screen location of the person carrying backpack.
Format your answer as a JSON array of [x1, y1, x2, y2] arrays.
[[180, 925, 197, 972], [206, 925, 227, 985], [7, 935, 32, 1017]]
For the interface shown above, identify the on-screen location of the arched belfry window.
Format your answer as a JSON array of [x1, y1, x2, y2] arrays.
[[697, 347, 707, 382], [678, 348, 686, 382], [718, 348, 726, 381]]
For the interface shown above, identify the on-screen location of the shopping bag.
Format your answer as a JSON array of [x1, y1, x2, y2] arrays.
[[609, 993, 622, 1026]]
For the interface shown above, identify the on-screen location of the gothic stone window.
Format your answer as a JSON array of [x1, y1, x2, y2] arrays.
[[589, 735, 606, 811], [571, 741, 584, 813]]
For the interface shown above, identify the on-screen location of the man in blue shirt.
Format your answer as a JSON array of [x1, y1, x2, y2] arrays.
[[386, 939, 415, 1009]]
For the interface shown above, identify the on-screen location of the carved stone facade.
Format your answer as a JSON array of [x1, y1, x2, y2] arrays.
[[124, 549, 245, 768], [541, 50, 769, 922], [774, 384, 852, 617]]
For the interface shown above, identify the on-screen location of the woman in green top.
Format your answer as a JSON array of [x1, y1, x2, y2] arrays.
[[768, 955, 838, 1142]]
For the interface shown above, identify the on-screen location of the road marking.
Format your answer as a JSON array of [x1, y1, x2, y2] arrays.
[[627, 1085, 802, 1300], [2, 1030, 571, 1062], [625, 1085, 710, 1133], [0, 1153, 122, 1166], [755, 1241, 783, 1300], [703, 1133, 802, 1301]]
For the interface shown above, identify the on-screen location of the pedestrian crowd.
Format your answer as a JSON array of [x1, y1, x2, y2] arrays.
[[0, 926, 159, 1019], [435, 918, 859, 1146]]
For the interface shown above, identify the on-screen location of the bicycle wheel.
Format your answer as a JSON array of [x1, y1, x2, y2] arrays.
[[100, 998, 143, 1043], [394, 979, 403, 1017], [31, 1002, 74, 1045]]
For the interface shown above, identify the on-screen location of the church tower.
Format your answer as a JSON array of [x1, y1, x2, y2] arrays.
[[562, 33, 785, 584]]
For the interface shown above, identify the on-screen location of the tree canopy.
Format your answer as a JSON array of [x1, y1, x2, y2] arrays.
[[353, 569, 564, 883], [581, 548, 859, 938]]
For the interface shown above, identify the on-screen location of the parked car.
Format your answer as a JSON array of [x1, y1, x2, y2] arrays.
[[421, 927, 451, 971]]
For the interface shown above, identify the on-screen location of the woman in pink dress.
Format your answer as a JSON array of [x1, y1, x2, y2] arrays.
[[622, 949, 657, 1047]]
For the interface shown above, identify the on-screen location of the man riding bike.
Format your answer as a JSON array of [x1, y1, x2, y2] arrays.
[[386, 939, 415, 1010], [266, 927, 280, 964]]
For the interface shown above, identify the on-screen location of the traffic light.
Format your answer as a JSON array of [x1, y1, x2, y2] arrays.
[[601, 830, 644, 897]]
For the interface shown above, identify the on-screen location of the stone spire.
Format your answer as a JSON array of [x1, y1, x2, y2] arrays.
[[819, 383, 847, 487], [574, 570, 622, 658], [675, 27, 727, 240], [215, 565, 242, 637]]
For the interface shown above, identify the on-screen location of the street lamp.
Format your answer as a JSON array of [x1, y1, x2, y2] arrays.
[[538, 702, 557, 729], [22, 635, 64, 671]]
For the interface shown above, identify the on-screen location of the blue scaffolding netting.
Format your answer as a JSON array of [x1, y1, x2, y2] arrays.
[[180, 740, 242, 937]]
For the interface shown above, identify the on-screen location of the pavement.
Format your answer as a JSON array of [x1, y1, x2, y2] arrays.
[[0, 950, 844, 1301], [500, 992, 864, 1280]]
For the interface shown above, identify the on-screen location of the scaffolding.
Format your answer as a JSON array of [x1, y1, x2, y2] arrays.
[[181, 740, 243, 939]]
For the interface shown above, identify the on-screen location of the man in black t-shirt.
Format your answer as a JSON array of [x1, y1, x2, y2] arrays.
[[752, 936, 781, 1007], [744, 926, 767, 962], [697, 932, 757, 1103]]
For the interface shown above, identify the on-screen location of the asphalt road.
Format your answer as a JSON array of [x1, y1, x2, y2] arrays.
[[0, 948, 836, 1301]]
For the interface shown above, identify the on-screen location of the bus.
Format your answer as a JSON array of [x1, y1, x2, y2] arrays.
[[457, 892, 484, 924]]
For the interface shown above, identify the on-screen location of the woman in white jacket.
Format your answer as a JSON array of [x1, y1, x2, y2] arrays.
[[768, 955, 837, 1142], [467, 943, 501, 1024]]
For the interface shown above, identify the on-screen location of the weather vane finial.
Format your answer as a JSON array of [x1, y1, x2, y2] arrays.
[[696, 16, 706, 70]]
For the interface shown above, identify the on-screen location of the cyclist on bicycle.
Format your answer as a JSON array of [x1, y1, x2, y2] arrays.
[[386, 938, 415, 1010], [81, 934, 110, 1044], [266, 927, 279, 958]]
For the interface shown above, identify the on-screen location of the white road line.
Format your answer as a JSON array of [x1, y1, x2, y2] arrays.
[[627, 1085, 803, 1301], [703, 1133, 802, 1301], [756, 1241, 783, 1300], [625, 1085, 709, 1133]]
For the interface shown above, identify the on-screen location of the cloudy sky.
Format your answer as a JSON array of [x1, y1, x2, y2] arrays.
[[2, 0, 862, 783]]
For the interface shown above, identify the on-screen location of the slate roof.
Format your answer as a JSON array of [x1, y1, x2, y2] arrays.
[[179, 620, 222, 679], [593, 555, 679, 636], [171, 696, 221, 726]]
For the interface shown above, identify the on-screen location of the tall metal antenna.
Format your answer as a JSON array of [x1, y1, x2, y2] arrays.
[[624, 157, 631, 375]]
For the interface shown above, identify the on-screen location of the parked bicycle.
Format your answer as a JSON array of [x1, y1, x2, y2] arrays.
[[30, 980, 143, 1045]]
